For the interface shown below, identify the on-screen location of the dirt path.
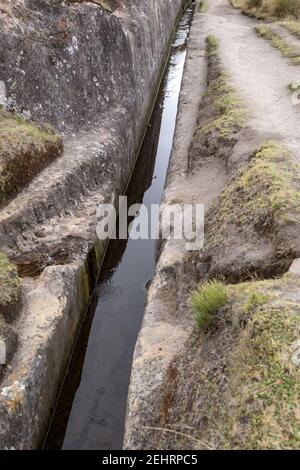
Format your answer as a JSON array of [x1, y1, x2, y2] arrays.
[[125, 1, 300, 450], [202, 0, 300, 160]]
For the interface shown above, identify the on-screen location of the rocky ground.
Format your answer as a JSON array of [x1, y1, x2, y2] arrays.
[[125, 0, 300, 450]]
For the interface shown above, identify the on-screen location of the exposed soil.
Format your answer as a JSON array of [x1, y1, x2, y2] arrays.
[[203, 0, 300, 161]]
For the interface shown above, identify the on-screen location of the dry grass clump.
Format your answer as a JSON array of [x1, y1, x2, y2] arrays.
[[191, 280, 228, 328], [232, 0, 300, 19]]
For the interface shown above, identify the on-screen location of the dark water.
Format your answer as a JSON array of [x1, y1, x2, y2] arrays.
[[44, 3, 194, 451]]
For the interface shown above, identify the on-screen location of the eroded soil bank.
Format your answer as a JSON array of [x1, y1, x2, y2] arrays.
[[125, 0, 300, 450], [0, 0, 188, 449]]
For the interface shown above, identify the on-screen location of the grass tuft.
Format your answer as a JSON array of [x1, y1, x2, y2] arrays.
[[206, 34, 218, 54], [202, 72, 248, 138], [281, 19, 300, 38], [273, 0, 300, 18], [191, 280, 228, 328], [243, 291, 269, 313], [248, 0, 263, 7], [199, 0, 208, 13], [255, 24, 300, 64]]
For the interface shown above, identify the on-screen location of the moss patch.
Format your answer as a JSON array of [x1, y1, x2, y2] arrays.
[[188, 35, 247, 173], [289, 79, 300, 91], [215, 276, 300, 449], [201, 72, 247, 138], [0, 108, 62, 204], [288, 80, 300, 100], [0, 252, 20, 319], [205, 35, 218, 55]]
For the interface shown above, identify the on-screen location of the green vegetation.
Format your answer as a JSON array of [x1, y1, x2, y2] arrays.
[[206, 141, 300, 252], [233, 0, 300, 47], [201, 71, 247, 138], [243, 290, 269, 313], [205, 34, 218, 53], [255, 24, 300, 64], [274, 0, 300, 18], [200, 36, 248, 138], [0, 108, 62, 203], [223, 276, 300, 448], [232, 0, 300, 19], [281, 19, 300, 38], [0, 252, 20, 319], [191, 280, 228, 328], [199, 0, 208, 13], [167, 275, 300, 449], [0, 109, 58, 151], [179, 276, 300, 449], [231, 0, 267, 17], [228, 310, 300, 446], [256, 24, 293, 54], [188, 35, 248, 173], [288, 79, 300, 91]]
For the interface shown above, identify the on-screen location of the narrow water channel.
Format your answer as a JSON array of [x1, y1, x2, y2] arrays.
[[44, 3, 194, 450]]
